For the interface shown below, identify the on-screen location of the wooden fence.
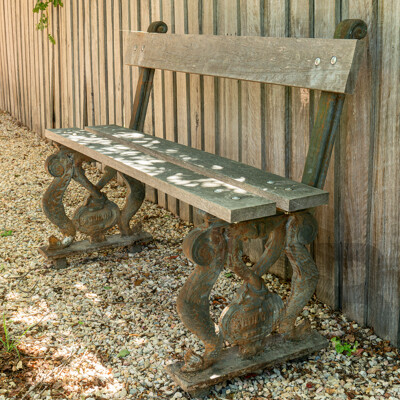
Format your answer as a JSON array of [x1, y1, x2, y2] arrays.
[[0, 0, 399, 347]]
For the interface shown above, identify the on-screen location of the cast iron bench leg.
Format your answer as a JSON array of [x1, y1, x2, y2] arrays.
[[171, 211, 321, 379], [40, 146, 150, 265]]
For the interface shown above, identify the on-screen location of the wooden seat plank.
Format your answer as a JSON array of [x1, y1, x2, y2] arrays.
[[125, 32, 365, 93], [45, 128, 276, 223], [85, 125, 328, 211]]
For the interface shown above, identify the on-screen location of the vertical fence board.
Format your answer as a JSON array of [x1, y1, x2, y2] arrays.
[[0, 3, 6, 111], [188, 0, 202, 225], [114, 0, 124, 126], [106, 0, 115, 125], [15, 1, 24, 124], [202, 0, 217, 156], [289, 0, 310, 183], [98, 0, 109, 125], [72, 0, 81, 128], [217, 0, 240, 162], [161, 0, 178, 214], [143, 0, 162, 204], [263, 0, 290, 278], [79, 1, 87, 128], [91, 2, 101, 125], [313, 0, 337, 306], [339, 0, 375, 324], [175, 0, 191, 221], [240, 0, 264, 262], [53, 6, 62, 128], [368, 0, 400, 345]]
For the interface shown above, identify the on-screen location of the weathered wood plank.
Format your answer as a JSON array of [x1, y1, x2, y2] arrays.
[[313, 0, 338, 307], [201, 1, 217, 156], [240, 0, 264, 263], [86, 125, 328, 211], [187, 0, 202, 225], [339, 0, 375, 325], [0, 2, 8, 112], [262, 0, 289, 279], [15, 1, 24, 124], [72, 0, 81, 128], [217, 0, 240, 163], [106, 0, 115, 124], [78, 0, 87, 128], [196, 0, 217, 226], [150, 0, 169, 210], [45, 128, 276, 223], [160, 0, 178, 214], [90, 1, 100, 125], [114, 0, 124, 126], [98, 0, 109, 125], [145, 0, 162, 204], [175, 0, 191, 221], [65, 0, 75, 127], [125, 32, 364, 93], [368, 0, 400, 346], [52, 5, 61, 128], [290, 0, 310, 184]]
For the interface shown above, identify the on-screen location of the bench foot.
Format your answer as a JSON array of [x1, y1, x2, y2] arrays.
[[166, 330, 328, 396], [39, 232, 152, 266]]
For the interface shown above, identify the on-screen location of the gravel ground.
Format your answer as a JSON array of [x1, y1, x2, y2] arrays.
[[0, 110, 399, 400]]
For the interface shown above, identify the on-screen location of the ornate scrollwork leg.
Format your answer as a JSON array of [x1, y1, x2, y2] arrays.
[[219, 217, 286, 357], [42, 148, 77, 249], [42, 147, 149, 254], [277, 212, 319, 337], [169, 211, 326, 392], [177, 215, 228, 372]]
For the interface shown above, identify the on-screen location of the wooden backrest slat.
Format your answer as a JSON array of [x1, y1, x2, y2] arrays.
[[125, 32, 365, 93]]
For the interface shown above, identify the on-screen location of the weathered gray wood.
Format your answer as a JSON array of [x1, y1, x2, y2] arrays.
[[125, 32, 365, 93], [166, 330, 328, 396], [86, 125, 328, 211], [311, 3, 339, 309], [45, 128, 276, 223], [39, 231, 152, 260], [339, 2, 373, 324], [367, 0, 400, 346]]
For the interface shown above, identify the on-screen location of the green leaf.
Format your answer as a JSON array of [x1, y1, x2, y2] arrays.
[[224, 273, 232, 278], [0, 230, 13, 237], [48, 34, 56, 45], [78, 321, 84, 325], [103, 286, 112, 290], [117, 349, 130, 358]]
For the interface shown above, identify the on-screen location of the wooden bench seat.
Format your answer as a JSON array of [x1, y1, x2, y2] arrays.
[[84, 125, 328, 211], [45, 127, 276, 223], [40, 18, 368, 397]]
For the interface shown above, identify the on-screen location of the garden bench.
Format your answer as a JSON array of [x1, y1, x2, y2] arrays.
[[40, 19, 367, 396]]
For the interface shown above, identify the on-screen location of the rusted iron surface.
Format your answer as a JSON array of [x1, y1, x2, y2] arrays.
[[42, 146, 145, 249], [42, 147, 77, 249], [177, 210, 320, 373]]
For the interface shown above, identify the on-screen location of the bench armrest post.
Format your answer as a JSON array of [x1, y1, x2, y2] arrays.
[[129, 21, 168, 131], [301, 19, 367, 189]]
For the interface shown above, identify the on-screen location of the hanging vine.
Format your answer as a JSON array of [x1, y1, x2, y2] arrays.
[[33, 0, 64, 44]]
